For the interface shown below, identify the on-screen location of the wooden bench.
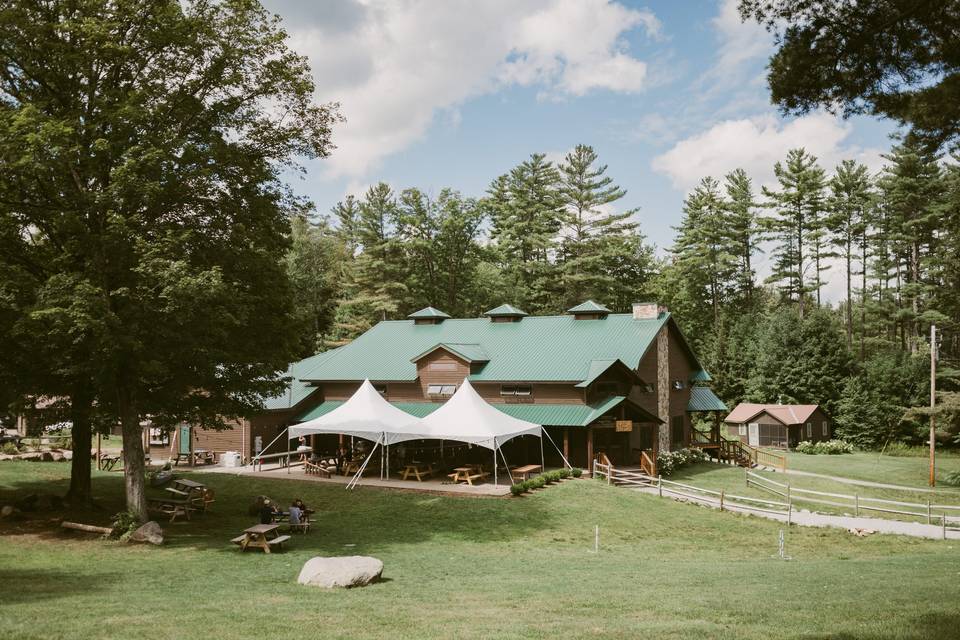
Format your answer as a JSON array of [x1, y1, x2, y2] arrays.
[[464, 472, 489, 486], [267, 535, 291, 549], [512, 464, 542, 481], [231, 534, 247, 545], [148, 499, 193, 523], [401, 463, 434, 482], [305, 460, 332, 477]]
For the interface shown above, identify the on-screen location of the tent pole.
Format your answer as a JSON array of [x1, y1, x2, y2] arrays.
[[286, 427, 290, 474], [493, 437, 498, 486], [255, 428, 289, 467], [348, 437, 381, 490], [499, 446, 515, 485], [542, 428, 573, 469], [386, 439, 390, 480], [540, 434, 545, 470]]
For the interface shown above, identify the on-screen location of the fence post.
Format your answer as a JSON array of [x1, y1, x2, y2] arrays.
[[854, 493, 859, 517], [927, 500, 931, 525], [607, 463, 612, 486], [744, 467, 748, 486], [658, 474, 662, 498], [943, 515, 947, 540], [786, 484, 792, 526], [720, 489, 725, 512]]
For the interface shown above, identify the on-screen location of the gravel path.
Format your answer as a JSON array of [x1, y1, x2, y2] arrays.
[[631, 486, 960, 540]]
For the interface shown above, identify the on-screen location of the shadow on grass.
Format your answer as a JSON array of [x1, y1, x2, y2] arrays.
[[0, 569, 115, 604], [0, 462, 559, 554]]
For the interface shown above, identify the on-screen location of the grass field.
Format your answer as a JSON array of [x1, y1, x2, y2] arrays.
[[2, 461, 960, 640], [781, 450, 960, 487]]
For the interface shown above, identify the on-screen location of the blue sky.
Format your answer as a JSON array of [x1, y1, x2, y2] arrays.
[[264, 0, 897, 279]]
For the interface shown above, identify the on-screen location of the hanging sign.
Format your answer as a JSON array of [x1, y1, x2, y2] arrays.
[[615, 420, 634, 432]]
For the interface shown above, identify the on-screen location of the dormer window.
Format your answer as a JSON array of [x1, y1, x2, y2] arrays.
[[427, 384, 456, 397], [594, 381, 621, 397], [567, 300, 611, 320], [500, 385, 532, 396], [429, 362, 458, 371]]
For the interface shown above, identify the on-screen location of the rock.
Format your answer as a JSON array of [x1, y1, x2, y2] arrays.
[[129, 521, 164, 545], [19, 452, 42, 461], [62, 450, 73, 461], [297, 556, 383, 589], [50, 451, 65, 462], [40, 451, 54, 462], [0, 505, 15, 518]]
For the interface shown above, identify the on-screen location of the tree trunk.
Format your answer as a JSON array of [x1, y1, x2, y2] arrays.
[[845, 238, 853, 350], [66, 382, 94, 505], [117, 376, 148, 523], [860, 235, 867, 361]]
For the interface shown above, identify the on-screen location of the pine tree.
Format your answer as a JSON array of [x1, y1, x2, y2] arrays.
[[827, 160, 874, 354], [285, 214, 345, 355], [486, 154, 564, 312], [878, 135, 942, 353], [672, 177, 738, 325], [762, 148, 828, 317], [557, 144, 640, 308], [723, 169, 759, 301]]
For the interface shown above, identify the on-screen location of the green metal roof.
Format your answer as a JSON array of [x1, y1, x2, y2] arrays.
[[484, 304, 528, 317], [296, 396, 658, 426], [300, 312, 672, 383], [687, 386, 727, 412], [690, 369, 713, 382], [411, 343, 490, 363], [567, 300, 611, 314], [261, 347, 341, 410], [407, 306, 451, 319]]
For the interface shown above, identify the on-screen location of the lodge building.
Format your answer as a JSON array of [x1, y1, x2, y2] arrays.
[[183, 301, 727, 469]]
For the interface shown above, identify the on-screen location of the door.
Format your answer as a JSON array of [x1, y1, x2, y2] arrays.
[[178, 425, 192, 455], [747, 423, 759, 447]]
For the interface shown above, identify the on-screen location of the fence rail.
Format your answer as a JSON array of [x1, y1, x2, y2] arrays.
[[746, 470, 960, 526]]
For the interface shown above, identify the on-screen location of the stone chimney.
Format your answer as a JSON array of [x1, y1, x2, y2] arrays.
[[632, 302, 665, 320]]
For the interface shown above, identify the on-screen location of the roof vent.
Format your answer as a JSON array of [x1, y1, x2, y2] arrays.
[[567, 300, 610, 320], [632, 302, 666, 320], [407, 306, 451, 325], [484, 303, 527, 323]]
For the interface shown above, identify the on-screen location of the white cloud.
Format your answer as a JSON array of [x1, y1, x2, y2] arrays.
[[650, 112, 885, 192], [710, 0, 772, 81], [280, 0, 660, 178]]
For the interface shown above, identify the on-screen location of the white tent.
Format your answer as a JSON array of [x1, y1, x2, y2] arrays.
[[288, 378, 416, 441], [395, 379, 544, 485], [396, 379, 541, 449]]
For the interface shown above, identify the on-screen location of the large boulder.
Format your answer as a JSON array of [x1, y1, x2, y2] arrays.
[[129, 521, 164, 545], [297, 556, 383, 589]]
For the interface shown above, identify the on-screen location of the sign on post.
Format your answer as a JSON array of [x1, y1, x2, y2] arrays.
[[615, 420, 633, 432]]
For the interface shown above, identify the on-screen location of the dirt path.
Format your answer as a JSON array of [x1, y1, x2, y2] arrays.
[[630, 486, 959, 540]]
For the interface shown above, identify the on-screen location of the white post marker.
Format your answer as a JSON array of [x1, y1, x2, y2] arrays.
[[594, 525, 599, 553]]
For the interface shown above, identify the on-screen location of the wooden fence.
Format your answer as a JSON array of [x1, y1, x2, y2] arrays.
[[746, 470, 960, 530]]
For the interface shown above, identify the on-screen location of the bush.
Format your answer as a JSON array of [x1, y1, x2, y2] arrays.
[[571, 467, 583, 478], [558, 468, 571, 479], [655, 447, 708, 476], [940, 470, 960, 487], [1, 442, 20, 455], [543, 470, 562, 483], [796, 439, 854, 455], [110, 511, 141, 540], [510, 482, 527, 496], [530, 476, 546, 489]]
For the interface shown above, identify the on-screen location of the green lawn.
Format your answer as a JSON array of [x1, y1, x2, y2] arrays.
[[2, 462, 960, 640], [781, 450, 960, 487]]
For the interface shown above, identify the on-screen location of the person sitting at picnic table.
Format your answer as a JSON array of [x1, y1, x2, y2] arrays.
[[288, 500, 302, 526], [258, 499, 277, 525]]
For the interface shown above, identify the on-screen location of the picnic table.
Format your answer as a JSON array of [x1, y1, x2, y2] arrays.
[[149, 479, 213, 522], [448, 464, 489, 486], [232, 524, 290, 553], [401, 462, 435, 482], [174, 449, 217, 466], [511, 464, 542, 481]]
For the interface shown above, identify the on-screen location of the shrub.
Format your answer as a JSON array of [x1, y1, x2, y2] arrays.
[[510, 483, 527, 496], [543, 470, 562, 483], [796, 439, 853, 455], [530, 476, 546, 489], [110, 511, 141, 540], [558, 468, 571, 479], [1, 442, 20, 455], [571, 467, 583, 478], [655, 447, 709, 476], [942, 470, 960, 487]]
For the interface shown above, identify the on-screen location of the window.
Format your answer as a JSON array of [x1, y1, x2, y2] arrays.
[[671, 416, 685, 447], [500, 385, 532, 396], [738, 425, 747, 436], [429, 362, 458, 371], [672, 380, 686, 390], [805, 422, 812, 438], [641, 383, 654, 393], [821, 421, 829, 437], [427, 384, 456, 396]]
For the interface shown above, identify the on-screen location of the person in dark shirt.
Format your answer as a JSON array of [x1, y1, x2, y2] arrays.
[[258, 498, 276, 525]]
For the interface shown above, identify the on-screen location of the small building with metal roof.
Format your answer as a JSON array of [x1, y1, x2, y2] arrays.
[[724, 403, 831, 449]]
